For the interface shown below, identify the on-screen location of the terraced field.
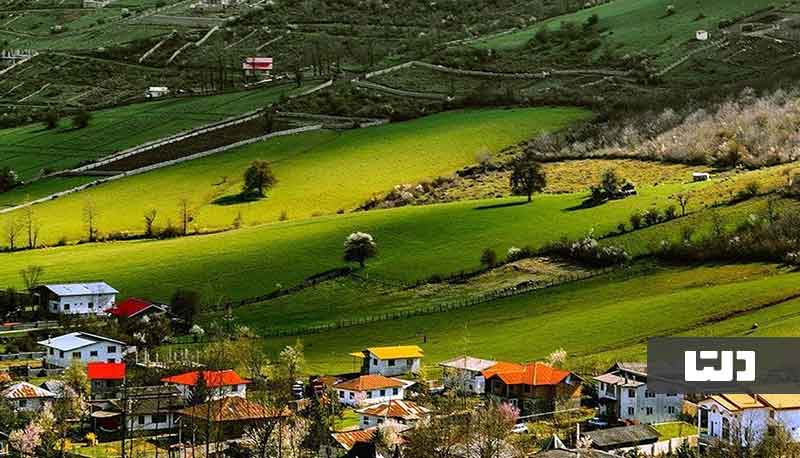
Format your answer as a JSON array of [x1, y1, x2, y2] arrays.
[[0, 107, 590, 240], [0, 81, 309, 180]]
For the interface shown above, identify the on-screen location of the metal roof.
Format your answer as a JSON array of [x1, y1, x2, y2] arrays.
[[2, 382, 56, 400], [41, 282, 118, 297], [38, 332, 126, 352], [439, 356, 497, 372], [584, 425, 659, 448]]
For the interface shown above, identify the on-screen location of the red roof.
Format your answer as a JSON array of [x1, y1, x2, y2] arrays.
[[88, 362, 126, 381], [109, 298, 163, 318], [482, 362, 571, 386], [161, 370, 250, 388]]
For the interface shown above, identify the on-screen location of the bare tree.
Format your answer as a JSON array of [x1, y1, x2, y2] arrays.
[[82, 199, 99, 242], [23, 204, 39, 249], [20, 265, 44, 293], [143, 209, 157, 238], [178, 198, 194, 236], [673, 193, 691, 217], [3, 217, 21, 251]]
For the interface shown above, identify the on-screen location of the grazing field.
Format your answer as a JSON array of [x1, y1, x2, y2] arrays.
[[472, 0, 783, 57], [0, 107, 591, 241], [0, 81, 309, 180], [252, 263, 800, 374], [0, 183, 682, 303]]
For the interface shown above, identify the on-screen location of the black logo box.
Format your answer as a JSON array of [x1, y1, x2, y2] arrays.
[[647, 337, 800, 394]]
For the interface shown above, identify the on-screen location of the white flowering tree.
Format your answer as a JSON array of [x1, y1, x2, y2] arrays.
[[343, 232, 377, 268]]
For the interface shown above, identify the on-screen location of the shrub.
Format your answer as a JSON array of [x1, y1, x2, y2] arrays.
[[72, 110, 91, 129], [630, 212, 643, 230], [644, 208, 661, 226], [480, 248, 498, 268], [664, 205, 678, 220], [43, 111, 59, 130], [542, 233, 631, 267], [506, 246, 534, 262], [736, 181, 761, 201]]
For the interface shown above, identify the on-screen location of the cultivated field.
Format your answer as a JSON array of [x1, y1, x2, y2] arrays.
[[0, 107, 590, 239]]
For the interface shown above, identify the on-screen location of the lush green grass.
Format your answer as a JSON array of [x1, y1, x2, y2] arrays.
[[0, 179, 680, 302], [253, 263, 800, 374], [0, 176, 95, 209], [0, 82, 309, 180], [0, 107, 590, 242], [653, 422, 697, 440], [473, 0, 781, 58]]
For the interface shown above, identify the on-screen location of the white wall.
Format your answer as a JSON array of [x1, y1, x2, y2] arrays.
[[775, 410, 800, 441], [43, 341, 124, 368], [704, 400, 769, 445], [618, 385, 684, 424], [443, 369, 486, 394], [49, 293, 115, 315], [336, 386, 405, 407], [172, 383, 247, 401], [8, 397, 51, 413], [127, 412, 178, 432], [366, 355, 421, 377]]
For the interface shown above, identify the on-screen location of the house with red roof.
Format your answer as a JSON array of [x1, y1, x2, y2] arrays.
[[87, 362, 125, 399], [334, 375, 408, 407], [108, 298, 166, 320], [482, 361, 582, 413], [161, 370, 250, 401]]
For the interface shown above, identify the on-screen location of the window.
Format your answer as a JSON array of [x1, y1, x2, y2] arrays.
[[372, 359, 378, 366], [59, 351, 65, 358], [366, 391, 372, 399], [667, 393, 678, 397], [392, 388, 399, 395], [627, 389, 636, 398], [107, 346, 117, 353], [107, 358, 116, 363], [722, 418, 730, 440], [339, 391, 344, 398], [64, 304, 70, 311], [407, 359, 414, 365], [525, 385, 532, 393], [377, 419, 384, 424], [88, 302, 94, 308], [646, 407, 654, 415], [138, 416, 146, 425], [90, 351, 98, 357], [645, 391, 655, 398], [380, 389, 386, 396], [49, 349, 54, 356], [388, 360, 396, 367], [19, 400, 27, 408], [72, 352, 81, 359], [349, 392, 354, 399], [627, 407, 634, 416], [152, 414, 167, 424], [363, 417, 369, 425]]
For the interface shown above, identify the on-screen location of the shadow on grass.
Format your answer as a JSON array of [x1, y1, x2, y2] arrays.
[[473, 200, 530, 211], [564, 197, 605, 212], [212, 192, 263, 206]]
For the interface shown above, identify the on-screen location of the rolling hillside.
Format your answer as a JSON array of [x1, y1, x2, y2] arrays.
[[0, 107, 590, 241]]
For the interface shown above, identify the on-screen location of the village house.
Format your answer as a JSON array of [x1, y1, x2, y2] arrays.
[[177, 396, 291, 441], [329, 424, 410, 458], [356, 399, 430, 427], [439, 356, 497, 394], [584, 424, 661, 453], [87, 362, 125, 399], [699, 394, 800, 445], [334, 375, 407, 407], [161, 369, 250, 401], [35, 282, 118, 316], [351, 345, 424, 376], [91, 385, 185, 434], [38, 332, 130, 368], [1, 382, 55, 412], [594, 362, 684, 424], [482, 361, 582, 413], [108, 297, 167, 321], [145, 86, 169, 98]]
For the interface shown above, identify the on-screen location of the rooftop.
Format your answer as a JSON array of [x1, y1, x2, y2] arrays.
[[161, 370, 250, 388], [40, 282, 118, 297], [177, 397, 290, 422], [109, 298, 165, 319], [334, 375, 404, 391], [353, 345, 424, 360], [38, 332, 126, 352], [356, 400, 430, 420], [584, 424, 659, 448], [482, 362, 571, 386], [703, 394, 766, 412], [331, 424, 410, 451], [439, 356, 497, 372], [2, 382, 56, 400], [88, 362, 126, 381]]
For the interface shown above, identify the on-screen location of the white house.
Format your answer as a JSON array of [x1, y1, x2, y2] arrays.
[[439, 356, 496, 394], [145, 86, 169, 98], [160, 370, 250, 401], [334, 375, 406, 407], [693, 172, 711, 182], [594, 362, 684, 424], [356, 400, 430, 427], [699, 394, 800, 445], [36, 283, 118, 316], [38, 332, 130, 368], [1, 382, 55, 412], [696, 30, 709, 41], [351, 346, 424, 377]]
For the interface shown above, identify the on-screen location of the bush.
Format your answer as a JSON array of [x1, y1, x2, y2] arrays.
[[542, 233, 631, 267], [43, 111, 59, 130], [736, 181, 761, 201], [72, 110, 91, 129], [630, 212, 643, 230], [480, 248, 498, 268], [644, 208, 661, 226], [664, 205, 678, 220], [506, 246, 534, 262]]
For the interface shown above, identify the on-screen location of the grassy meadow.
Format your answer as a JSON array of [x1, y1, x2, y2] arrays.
[[0, 81, 309, 180], [0, 107, 590, 241], [250, 263, 800, 374]]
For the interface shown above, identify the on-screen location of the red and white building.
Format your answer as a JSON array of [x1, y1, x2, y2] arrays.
[[88, 362, 126, 399], [161, 370, 250, 401], [108, 298, 166, 320]]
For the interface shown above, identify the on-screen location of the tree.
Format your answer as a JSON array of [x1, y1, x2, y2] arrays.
[[509, 152, 546, 202], [0, 167, 19, 192], [43, 111, 60, 130], [674, 193, 691, 216], [4, 217, 21, 251], [82, 199, 99, 242], [178, 198, 194, 236], [143, 209, 157, 237], [469, 402, 519, 458], [20, 265, 43, 294], [480, 248, 498, 268], [72, 110, 91, 129], [601, 168, 625, 197], [63, 361, 90, 399], [343, 232, 377, 268], [242, 160, 277, 197], [23, 203, 39, 249], [170, 288, 201, 328]]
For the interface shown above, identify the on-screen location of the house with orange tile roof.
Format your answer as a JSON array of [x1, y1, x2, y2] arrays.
[[355, 399, 430, 427], [350, 345, 424, 377], [334, 375, 407, 407], [482, 361, 582, 413], [699, 393, 800, 445], [161, 370, 250, 401], [330, 423, 410, 456], [1, 382, 55, 412]]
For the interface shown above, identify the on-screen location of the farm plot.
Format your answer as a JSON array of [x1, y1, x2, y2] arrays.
[[0, 81, 309, 179], [0, 107, 590, 241]]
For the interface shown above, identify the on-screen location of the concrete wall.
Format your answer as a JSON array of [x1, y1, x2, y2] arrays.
[[49, 293, 115, 315], [43, 341, 124, 368], [336, 387, 405, 407], [365, 355, 421, 376]]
